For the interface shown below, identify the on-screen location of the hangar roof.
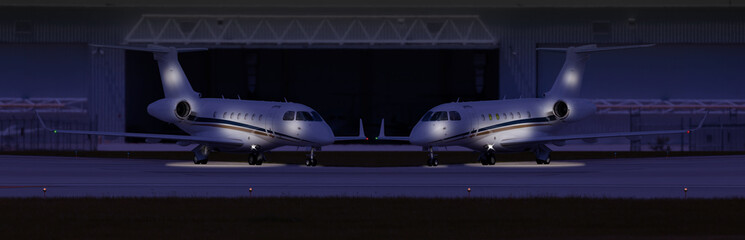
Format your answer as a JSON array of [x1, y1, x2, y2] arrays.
[[1, 0, 744, 8]]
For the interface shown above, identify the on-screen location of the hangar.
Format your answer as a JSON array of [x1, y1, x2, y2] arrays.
[[0, 0, 743, 151]]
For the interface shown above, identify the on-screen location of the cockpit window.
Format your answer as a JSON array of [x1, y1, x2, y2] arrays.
[[429, 111, 448, 121], [296, 111, 313, 121], [311, 111, 324, 122], [420, 111, 433, 122], [282, 111, 295, 121], [449, 111, 461, 121], [439, 112, 449, 121]]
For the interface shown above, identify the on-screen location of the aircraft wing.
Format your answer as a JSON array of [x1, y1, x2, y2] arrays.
[[35, 112, 243, 148], [501, 113, 706, 147], [375, 119, 410, 141], [334, 119, 368, 141]]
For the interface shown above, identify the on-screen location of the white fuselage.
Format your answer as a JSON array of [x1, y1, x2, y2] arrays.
[[409, 98, 590, 152], [147, 98, 335, 152]]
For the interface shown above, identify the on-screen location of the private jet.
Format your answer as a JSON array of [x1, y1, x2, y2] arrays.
[[37, 45, 366, 166], [378, 44, 706, 166]]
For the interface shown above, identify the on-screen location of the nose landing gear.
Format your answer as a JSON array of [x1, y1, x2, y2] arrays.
[[426, 146, 439, 166], [305, 147, 318, 167]]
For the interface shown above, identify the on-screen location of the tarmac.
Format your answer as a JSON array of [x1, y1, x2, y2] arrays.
[[1, 154, 743, 198]]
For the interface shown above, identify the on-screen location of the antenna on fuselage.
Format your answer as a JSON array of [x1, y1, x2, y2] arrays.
[[456, 97, 460, 103], [283, 97, 288, 103], [237, 94, 241, 100]]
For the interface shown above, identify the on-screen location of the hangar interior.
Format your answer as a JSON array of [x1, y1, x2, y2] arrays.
[[0, 1, 744, 151]]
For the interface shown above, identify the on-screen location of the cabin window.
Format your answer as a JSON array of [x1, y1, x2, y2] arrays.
[[527, 111, 531, 118], [421, 111, 433, 122], [251, 114, 256, 120], [223, 112, 227, 118], [259, 115, 263, 121], [237, 113, 242, 119], [282, 111, 295, 120], [213, 112, 216, 118], [495, 114, 500, 120], [449, 111, 461, 121], [488, 114, 492, 121], [230, 112, 235, 119], [481, 114, 485, 121], [517, 112, 521, 118], [296, 111, 313, 121], [510, 112, 514, 119], [244, 114, 248, 120], [503, 113, 507, 119]]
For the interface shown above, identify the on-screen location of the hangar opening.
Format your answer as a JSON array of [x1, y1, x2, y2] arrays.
[[125, 48, 499, 141], [124, 15, 500, 141]]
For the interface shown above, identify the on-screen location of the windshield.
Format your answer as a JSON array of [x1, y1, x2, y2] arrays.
[[420, 111, 433, 122]]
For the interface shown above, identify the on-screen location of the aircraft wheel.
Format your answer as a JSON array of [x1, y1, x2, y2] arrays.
[[431, 158, 439, 167], [426, 158, 433, 166], [193, 156, 200, 165], [488, 155, 496, 165], [544, 157, 551, 165], [305, 158, 313, 167], [311, 158, 318, 166], [248, 154, 256, 165]]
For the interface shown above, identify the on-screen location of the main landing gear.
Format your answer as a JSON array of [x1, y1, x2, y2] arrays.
[[426, 146, 439, 166], [192, 145, 210, 165], [305, 147, 319, 167], [247, 152, 265, 165], [533, 144, 552, 165], [479, 151, 497, 165]]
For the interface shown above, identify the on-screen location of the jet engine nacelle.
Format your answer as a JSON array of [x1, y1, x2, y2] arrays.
[[552, 99, 596, 122], [147, 98, 193, 123]]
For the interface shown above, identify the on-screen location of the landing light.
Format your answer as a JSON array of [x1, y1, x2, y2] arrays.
[[250, 145, 257, 150]]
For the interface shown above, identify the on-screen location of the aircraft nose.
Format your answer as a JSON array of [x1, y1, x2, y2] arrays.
[[317, 123, 335, 146], [409, 124, 426, 145]]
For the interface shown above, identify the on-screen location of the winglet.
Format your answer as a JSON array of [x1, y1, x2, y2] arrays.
[[34, 111, 53, 132], [692, 111, 708, 131], [376, 118, 410, 141], [333, 118, 368, 141], [377, 119, 387, 139]]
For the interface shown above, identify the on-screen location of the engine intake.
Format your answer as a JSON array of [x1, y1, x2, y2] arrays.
[[553, 100, 569, 120], [175, 101, 191, 119], [550, 99, 596, 122]]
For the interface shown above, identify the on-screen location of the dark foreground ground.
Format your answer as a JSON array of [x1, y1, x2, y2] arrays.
[[1, 197, 744, 240]]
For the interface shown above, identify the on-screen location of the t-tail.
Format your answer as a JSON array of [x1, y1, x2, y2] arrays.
[[539, 44, 654, 99], [90, 44, 205, 100]]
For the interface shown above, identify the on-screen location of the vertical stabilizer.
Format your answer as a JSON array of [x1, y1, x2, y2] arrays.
[[539, 44, 654, 99], [90, 44, 206, 99], [152, 49, 199, 99]]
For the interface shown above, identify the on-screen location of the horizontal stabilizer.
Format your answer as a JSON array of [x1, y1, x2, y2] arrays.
[[89, 44, 207, 53], [376, 119, 410, 141], [335, 119, 368, 141], [537, 44, 655, 53]]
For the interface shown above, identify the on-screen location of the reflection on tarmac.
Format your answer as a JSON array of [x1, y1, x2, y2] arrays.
[[464, 161, 586, 168], [166, 161, 286, 168], [1, 155, 744, 198]]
